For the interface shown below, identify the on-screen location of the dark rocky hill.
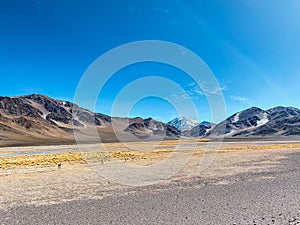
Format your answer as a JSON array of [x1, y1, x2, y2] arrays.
[[0, 94, 180, 146], [187, 106, 300, 138]]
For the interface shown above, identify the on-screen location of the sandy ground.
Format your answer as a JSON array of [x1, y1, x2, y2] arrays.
[[0, 140, 299, 207], [0, 140, 299, 224]]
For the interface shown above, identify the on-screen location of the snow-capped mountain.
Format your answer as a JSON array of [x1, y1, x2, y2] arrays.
[[207, 107, 268, 137], [188, 106, 300, 138], [167, 117, 200, 131]]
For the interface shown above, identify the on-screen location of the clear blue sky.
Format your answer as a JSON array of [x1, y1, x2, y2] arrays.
[[1, 0, 300, 122]]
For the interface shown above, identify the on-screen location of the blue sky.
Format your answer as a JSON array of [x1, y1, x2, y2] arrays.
[[1, 0, 300, 123]]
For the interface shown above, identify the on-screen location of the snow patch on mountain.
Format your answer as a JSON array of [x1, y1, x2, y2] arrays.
[[232, 113, 240, 123], [167, 117, 199, 131], [256, 113, 269, 127]]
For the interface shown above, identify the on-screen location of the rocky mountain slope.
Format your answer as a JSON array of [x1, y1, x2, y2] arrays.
[[126, 117, 181, 139], [0, 94, 180, 146], [187, 122, 215, 137], [188, 106, 300, 138]]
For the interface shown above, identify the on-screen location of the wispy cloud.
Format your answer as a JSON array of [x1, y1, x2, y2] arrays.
[[188, 82, 228, 96], [229, 95, 248, 102], [167, 81, 228, 102]]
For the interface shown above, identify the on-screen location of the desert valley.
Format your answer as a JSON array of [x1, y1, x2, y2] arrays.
[[0, 94, 299, 224], [1, 1, 300, 224]]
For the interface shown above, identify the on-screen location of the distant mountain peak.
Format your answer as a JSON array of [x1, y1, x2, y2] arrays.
[[167, 117, 200, 131]]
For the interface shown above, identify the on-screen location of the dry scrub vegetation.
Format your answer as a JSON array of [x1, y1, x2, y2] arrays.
[[1, 140, 299, 169], [0, 152, 85, 169], [0, 149, 191, 169], [222, 143, 300, 151]]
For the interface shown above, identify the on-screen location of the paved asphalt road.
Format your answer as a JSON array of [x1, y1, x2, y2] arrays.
[[0, 152, 299, 225]]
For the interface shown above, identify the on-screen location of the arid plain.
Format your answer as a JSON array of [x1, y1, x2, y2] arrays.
[[0, 139, 299, 224]]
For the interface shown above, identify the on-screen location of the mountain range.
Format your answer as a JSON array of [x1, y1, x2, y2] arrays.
[[0, 94, 180, 146], [0, 94, 299, 146], [187, 106, 300, 138]]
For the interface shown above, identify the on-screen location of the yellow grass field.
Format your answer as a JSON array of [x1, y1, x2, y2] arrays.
[[1, 139, 300, 169]]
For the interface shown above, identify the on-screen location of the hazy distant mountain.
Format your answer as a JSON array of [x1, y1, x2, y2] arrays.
[[0, 94, 180, 146], [167, 117, 199, 131]]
